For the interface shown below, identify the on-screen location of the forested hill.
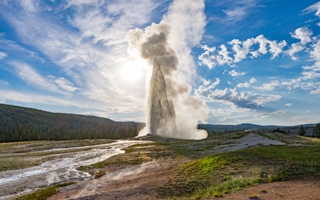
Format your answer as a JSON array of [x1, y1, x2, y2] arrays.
[[0, 104, 144, 142]]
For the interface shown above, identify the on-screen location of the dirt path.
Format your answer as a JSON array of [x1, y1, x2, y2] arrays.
[[217, 176, 320, 200]]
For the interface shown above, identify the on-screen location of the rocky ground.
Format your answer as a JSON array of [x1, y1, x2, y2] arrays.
[[2, 132, 320, 200]]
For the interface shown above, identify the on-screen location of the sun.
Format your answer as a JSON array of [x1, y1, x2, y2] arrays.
[[120, 61, 145, 82]]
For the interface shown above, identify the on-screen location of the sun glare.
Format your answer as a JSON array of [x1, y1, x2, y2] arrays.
[[120, 61, 145, 82]]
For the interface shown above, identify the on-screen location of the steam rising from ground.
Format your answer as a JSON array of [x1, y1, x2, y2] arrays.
[[126, 22, 208, 140]]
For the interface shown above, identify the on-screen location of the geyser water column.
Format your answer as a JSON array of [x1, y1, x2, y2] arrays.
[[148, 61, 176, 135], [140, 25, 177, 136], [126, 23, 208, 140]]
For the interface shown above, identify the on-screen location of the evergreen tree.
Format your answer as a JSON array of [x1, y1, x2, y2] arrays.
[[313, 123, 320, 138], [298, 125, 306, 136]]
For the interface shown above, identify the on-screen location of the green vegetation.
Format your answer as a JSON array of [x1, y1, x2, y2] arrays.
[[77, 142, 173, 173], [157, 143, 320, 199], [95, 170, 106, 179], [14, 182, 75, 200], [314, 123, 320, 138], [0, 104, 144, 142], [298, 125, 306, 136], [0, 158, 40, 172], [5, 130, 320, 199]]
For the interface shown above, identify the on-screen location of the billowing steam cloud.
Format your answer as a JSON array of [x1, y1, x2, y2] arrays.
[[126, 1, 208, 140], [127, 24, 177, 137], [126, 0, 207, 139]]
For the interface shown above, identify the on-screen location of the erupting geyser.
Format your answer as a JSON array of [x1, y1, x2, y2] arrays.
[[126, 23, 208, 140]]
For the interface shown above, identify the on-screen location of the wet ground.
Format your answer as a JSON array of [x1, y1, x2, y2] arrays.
[[0, 140, 147, 200]]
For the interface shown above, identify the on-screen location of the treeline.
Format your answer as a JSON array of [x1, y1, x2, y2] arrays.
[[0, 104, 144, 142], [297, 124, 320, 138]]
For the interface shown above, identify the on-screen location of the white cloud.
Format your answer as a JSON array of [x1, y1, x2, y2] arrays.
[[310, 87, 320, 95], [310, 40, 320, 61], [229, 38, 255, 62], [0, 89, 77, 107], [302, 40, 320, 79], [250, 77, 256, 83], [302, 70, 320, 79], [236, 77, 256, 88], [0, 80, 9, 86], [54, 77, 79, 92], [287, 43, 305, 60], [303, 1, 320, 17], [195, 78, 220, 96], [317, 22, 320, 26], [253, 80, 280, 91], [291, 27, 313, 45], [281, 78, 302, 90], [229, 70, 246, 77], [199, 35, 287, 68], [257, 110, 285, 117], [268, 40, 287, 58], [255, 35, 268, 54], [0, 0, 158, 114], [222, 0, 257, 22], [286, 27, 313, 60], [21, 0, 39, 12], [224, 7, 246, 19], [237, 82, 250, 88], [0, 37, 43, 62], [0, 51, 7, 59], [11, 62, 65, 94], [196, 84, 281, 110], [198, 44, 232, 69], [301, 40, 320, 79], [285, 103, 292, 107]]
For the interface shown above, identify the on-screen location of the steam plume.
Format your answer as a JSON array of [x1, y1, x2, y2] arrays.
[[126, 22, 208, 140]]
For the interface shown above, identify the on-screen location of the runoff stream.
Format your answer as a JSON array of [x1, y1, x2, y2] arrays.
[[0, 140, 147, 200]]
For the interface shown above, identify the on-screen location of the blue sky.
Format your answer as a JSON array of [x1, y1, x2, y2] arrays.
[[0, 0, 319, 125]]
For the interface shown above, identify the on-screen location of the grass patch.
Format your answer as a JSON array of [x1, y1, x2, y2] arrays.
[[14, 182, 75, 200], [0, 139, 115, 154], [0, 158, 40, 172], [201, 176, 261, 198], [157, 144, 320, 199], [95, 170, 106, 179]]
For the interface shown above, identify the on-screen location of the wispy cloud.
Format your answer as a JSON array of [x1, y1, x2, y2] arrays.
[[51, 76, 79, 92], [0, 0, 158, 115], [0, 80, 9, 86], [302, 1, 320, 17], [222, 0, 258, 22], [20, 0, 39, 13], [0, 51, 7, 59], [10, 62, 64, 93]]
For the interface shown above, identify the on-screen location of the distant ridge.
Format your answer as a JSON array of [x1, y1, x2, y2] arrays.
[[199, 123, 316, 135], [0, 103, 144, 142]]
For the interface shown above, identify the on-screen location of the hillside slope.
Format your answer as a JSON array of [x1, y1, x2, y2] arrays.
[[0, 104, 144, 142]]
